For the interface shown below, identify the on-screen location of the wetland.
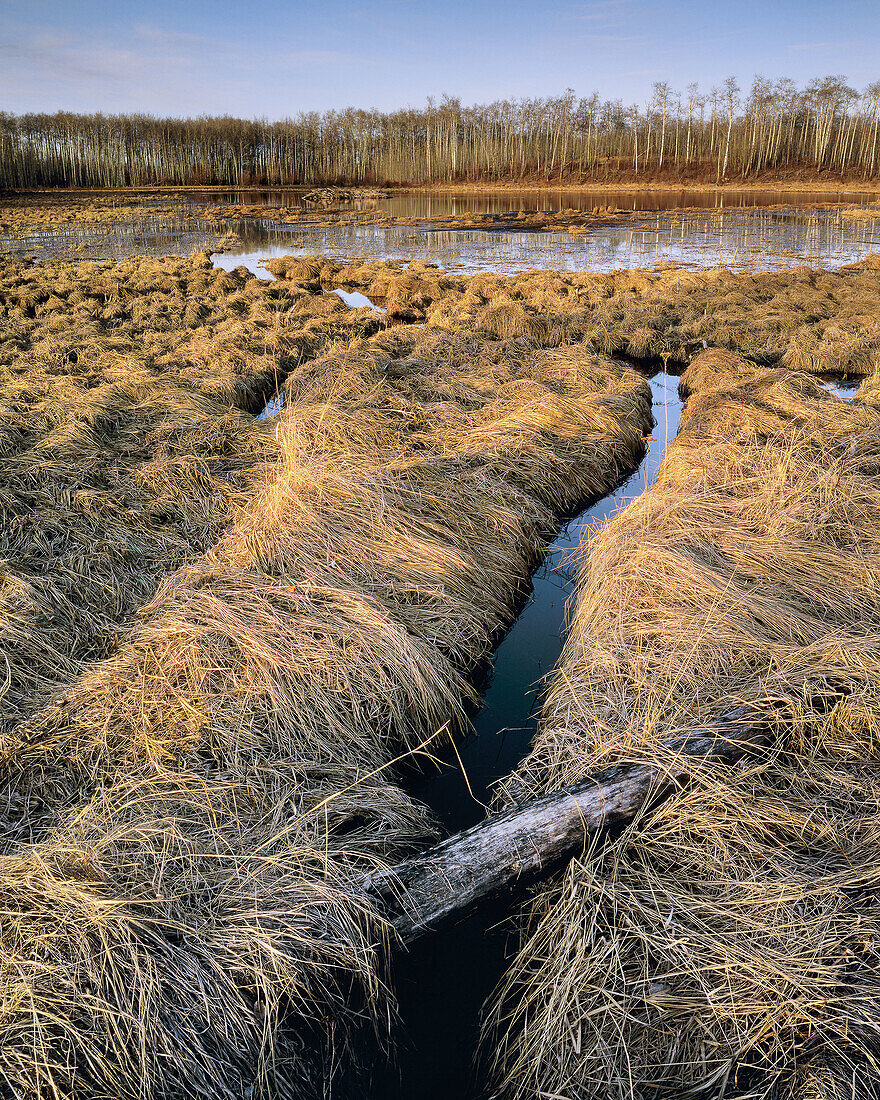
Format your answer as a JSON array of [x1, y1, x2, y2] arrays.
[[3, 182, 880, 1100]]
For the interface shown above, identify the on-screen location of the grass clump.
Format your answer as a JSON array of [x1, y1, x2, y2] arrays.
[[0, 295, 651, 1097], [0, 252, 418, 732], [485, 350, 880, 1100], [314, 257, 880, 373]]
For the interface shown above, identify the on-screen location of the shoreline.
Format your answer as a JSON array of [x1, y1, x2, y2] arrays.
[[5, 177, 880, 199], [403, 178, 880, 196]]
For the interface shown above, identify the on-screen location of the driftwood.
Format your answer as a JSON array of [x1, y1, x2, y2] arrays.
[[365, 693, 841, 944]]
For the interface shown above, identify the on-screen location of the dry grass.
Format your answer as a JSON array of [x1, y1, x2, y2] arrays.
[[290, 257, 880, 375], [12, 247, 880, 1097], [199, 201, 638, 234], [0, 252, 367, 410], [0, 252, 411, 732], [0, 255, 651, 1098], [484, 350, 880, 1100], [0, 376, 269, 731], [0, 194, 182, 234]]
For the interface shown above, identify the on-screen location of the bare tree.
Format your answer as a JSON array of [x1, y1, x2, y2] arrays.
[[4, 74, 880, 189]]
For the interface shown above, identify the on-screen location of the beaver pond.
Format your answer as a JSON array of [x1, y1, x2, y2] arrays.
[[5, 188, 880, 272]]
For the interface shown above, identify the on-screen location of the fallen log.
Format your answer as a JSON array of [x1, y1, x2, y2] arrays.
[[365, 692, 842, 943]]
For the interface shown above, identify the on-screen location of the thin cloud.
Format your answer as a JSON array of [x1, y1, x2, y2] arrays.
[[0, 25, 238, 112], [0, 20, 384, 116], [134, 24, 213, 47], [566, 0, 636, 27], [0, 31, 137, 84], [788, 42, 845, 51], [287, 49, 385, 70], [541, 30, 646, 45], [288, 49, 352, 65]]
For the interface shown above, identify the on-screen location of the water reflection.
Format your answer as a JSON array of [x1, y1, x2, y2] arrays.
[[0, 211, 212, 262], [414, 370, 681, 834], [6, 190, 880, 271], [823, 376, 861, 399], [190, 186, 880, 216], [213, 205, 880, 277], [379, 370, 681, 1100], [328, 287, 385, 311]]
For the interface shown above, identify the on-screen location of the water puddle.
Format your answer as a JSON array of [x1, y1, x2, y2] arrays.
[[375, 368, 681, 1099], [822, 375, 861, 400], [256, 392, 284, 419], [327, 287, 386, 312], [0, 210, 214, 263]]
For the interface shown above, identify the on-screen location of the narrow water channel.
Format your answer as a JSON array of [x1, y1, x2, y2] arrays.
[[372, 368, 682, 1099]]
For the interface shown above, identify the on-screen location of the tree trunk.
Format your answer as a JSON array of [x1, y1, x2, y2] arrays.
[[363, 709, 774, 942], [365, 688, 843, 944]]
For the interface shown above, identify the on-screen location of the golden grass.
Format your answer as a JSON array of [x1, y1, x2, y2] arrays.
[[484, 351, 880, 1100], [0, 195, 182, 234], [0, 252, 413, 732], [199, 202, 638, 235], [0, 256, 652, 1097], [10, 247, 880, 1096], [289, 256, 880, 374]]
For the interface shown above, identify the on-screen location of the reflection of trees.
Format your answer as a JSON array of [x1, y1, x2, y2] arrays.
[[11, 205, 878, 272], [217, 211, 880, 276]]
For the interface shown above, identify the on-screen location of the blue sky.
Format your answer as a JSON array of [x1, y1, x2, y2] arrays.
[[1, 0, 879, 118]]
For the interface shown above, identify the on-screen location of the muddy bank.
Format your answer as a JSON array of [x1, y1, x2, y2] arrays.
[[485, 350, 880, 1099], [401, 173, 880, 195]]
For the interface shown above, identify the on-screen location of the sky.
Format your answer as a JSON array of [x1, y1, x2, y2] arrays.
[[1, 0, 879, 119]]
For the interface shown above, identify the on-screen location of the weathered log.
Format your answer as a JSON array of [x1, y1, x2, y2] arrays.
[[365, 693, 841, 943]]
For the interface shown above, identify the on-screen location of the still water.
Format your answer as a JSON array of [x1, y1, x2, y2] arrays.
[[193, 185, 880, 215], [213, 205, 880, 278], [374, 369, 682, 1099], [6, 189, 880, 273]]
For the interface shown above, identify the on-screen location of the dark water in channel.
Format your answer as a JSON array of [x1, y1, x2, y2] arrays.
[[378, 369, 859, 1098], [373, 370, 682, 1100]]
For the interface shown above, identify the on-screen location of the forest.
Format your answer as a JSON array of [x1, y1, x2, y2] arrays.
[[3, 74, 880, 189]]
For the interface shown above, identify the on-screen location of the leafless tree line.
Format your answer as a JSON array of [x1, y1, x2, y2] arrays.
[[3, 76, 880, 189]]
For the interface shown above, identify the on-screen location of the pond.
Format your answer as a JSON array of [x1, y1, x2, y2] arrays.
[[211, 204, 880, 279], [192, 185, 880, 215], [6, 189, 880, 273]]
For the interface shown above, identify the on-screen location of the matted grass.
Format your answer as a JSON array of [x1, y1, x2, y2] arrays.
[[13, 248, 880, 1096], [279, 255, 880, 374], [484, 350, 880, 1100], [0, 252, 408, 733], [0, 291, 651, 1097]]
